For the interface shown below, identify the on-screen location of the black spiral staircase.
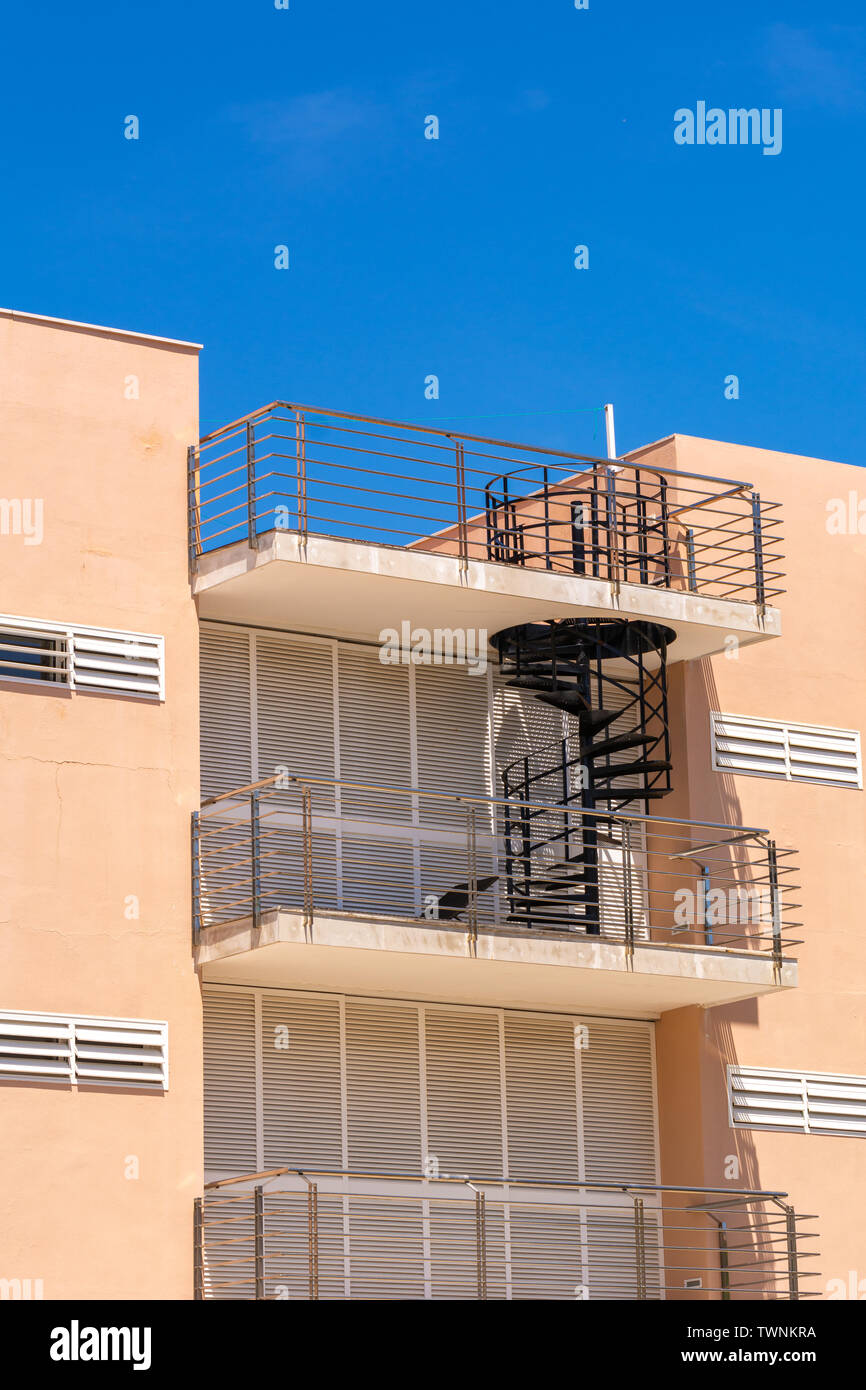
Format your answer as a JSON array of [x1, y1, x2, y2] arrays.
[[490, 618, 676, 933]]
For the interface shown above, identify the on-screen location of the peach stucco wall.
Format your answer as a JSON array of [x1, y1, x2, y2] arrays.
[[637, 434, 866, 1297], [0, 313, 202, 1298]]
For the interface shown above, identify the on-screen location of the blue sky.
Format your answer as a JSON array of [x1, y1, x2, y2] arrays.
[[2, 1, 864, 463]]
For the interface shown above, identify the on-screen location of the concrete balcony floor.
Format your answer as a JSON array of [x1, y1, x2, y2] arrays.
[[194, 531, 780, 660], [196, 906, 796, 1019]]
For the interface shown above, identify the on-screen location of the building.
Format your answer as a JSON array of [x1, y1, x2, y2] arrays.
[[2, 306, 863, 1301]]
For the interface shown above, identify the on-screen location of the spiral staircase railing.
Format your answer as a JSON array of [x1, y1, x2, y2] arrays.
[[491, 617, 676, 933]]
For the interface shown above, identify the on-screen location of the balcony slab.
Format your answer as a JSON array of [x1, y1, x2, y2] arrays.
[[196, 907, 796, 1019], [194, 531, 780, 661]]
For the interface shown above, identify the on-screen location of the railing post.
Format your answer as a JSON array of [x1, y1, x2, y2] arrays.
[[193, 1197, 204, 1301], [307, 1181, 319, 1300], [768, 839, 782, 981], [701, 864, 712, 946], [685, 527, 697, 592], [542, 465, 552, 570], [784, 1204, 799, 1300], [622, 822, 634, 965], [605, 466, 620, 592], [633, 1196, 647, 1300], [187, 444, 201, 578], [658, 475, 673, 588], [634, 468, 649, 585], [455, 440, 469, 570], [717, 1219, 731, 1301], [466, 807, 478, 956], [475, 1190, 487, 1300], [301, 786, 314, 938], [250, 791, 262, 929], [295, 411, 308, 542], [751, 491, 766, 612], [254, 1185, 265, 1300], [246, 421, 257, 550], [191, 811, 202, 941]]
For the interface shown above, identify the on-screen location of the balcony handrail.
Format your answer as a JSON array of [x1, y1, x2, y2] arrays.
[[203, 1165, 799, 1203], [194, 1164, 818, 1301], [189, 403, 785, 605], [193, 771, 801, 964], [199, 769, 776, 840], [199, 399, 762, 491]]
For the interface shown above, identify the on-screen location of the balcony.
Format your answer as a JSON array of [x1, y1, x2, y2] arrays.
[[189, 404, 784, 658], [193, 774, 800, 1016], [195, 1168, 817, 1301]]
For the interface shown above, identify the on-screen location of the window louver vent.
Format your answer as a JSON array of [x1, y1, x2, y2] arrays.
[[711, 712, 861, 789], [0, 615, 164, 700], [729, 1065, 866, 1138], [0, 1012, 168, 1089]]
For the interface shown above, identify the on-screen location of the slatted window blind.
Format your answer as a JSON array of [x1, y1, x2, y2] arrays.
[[197, 623, 670, 815], [728, 1064, 866, 1138], [200, 622, 643, 808], [200, 628, 251, 797], [712, 712, 862, 789], [199, 623, 648, 930], [0, 615, 164, 700], [202, 989, 257, 1169], [257, 634, 336, 808], [0, 1011, 168, 1089], [203, 986, 658, 1184], [415, 662, 491, 816]]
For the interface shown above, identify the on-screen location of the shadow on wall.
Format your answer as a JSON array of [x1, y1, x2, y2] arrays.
[[683, 658, 794, 1297], [688, 657, 762, 1189]]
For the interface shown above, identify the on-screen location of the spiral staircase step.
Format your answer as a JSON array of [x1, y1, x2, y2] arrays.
[[583, 732, 655, 759], [592, 759, 672, 782]]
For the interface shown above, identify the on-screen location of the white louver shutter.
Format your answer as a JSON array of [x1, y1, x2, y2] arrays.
[[340, 831, 416, 917], [70, 631, 163, 698], [492, 668, 563, 799], [504, 1012, 579, 1181], [415, 664, 491, 813], [424, 1008, 504, 1176], [261, 993, 342, 1168], [581, 1019, 657, 1183], [418, 837, 498, 925], [585, 1207, 661, 1299], [256, 634, 336, 807], [336, 646, 415, 910], [203, 992, 658, 1184], [507, 1203, 586, 1300], [338, 645, 412, 820], [712, 712, 862, 789], [262, 824, 340, 915], [0, 615, 163, 699], [73, 1020, 167, 1087], [200, 626, 252, 797], [0, 1011, 167, 1089], [203, 988, 257, 1172], [345, 1000, 422, 1173], [0, 1014, 74, 1082], [587, 678, 649, 940], [712, 714, 790, 780], [201, 991, 660, 1298], [729, 1065, 866, 1137], [786, 723, 862, 787]]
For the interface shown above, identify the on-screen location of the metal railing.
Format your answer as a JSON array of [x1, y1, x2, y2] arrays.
[[192, 773, 801, 969], [188, 403, 785, 606], [195, 1168, 817, 1301]]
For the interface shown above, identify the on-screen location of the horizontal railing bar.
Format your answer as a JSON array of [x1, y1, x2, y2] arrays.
[[203, 1165, 793, 1198], [198, 402, 763, 491], [199, 773, 774, 838]]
